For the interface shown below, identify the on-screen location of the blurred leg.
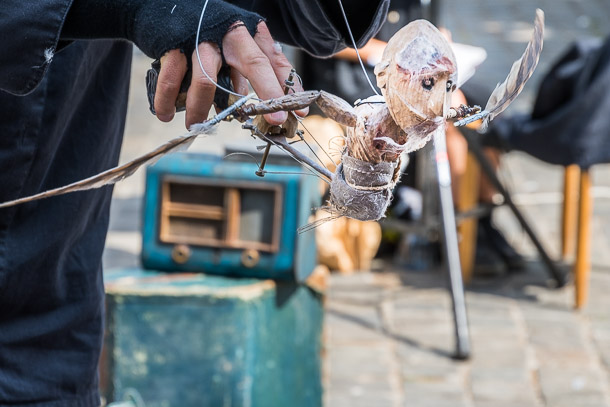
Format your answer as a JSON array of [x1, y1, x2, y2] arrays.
[[446, 90, 469, 202], [478, 147, 502, 203]]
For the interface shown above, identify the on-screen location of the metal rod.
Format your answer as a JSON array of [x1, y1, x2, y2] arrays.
[[433, 130, 471, 360], [255, 143, 272, 177], [255, 70, 297, 177], [453, 110, 489, 127]]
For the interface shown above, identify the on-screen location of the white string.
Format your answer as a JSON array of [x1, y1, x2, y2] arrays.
[[336, 0, 380, 96], [293, 113, 337, 165], [195, 0, 257, 99]]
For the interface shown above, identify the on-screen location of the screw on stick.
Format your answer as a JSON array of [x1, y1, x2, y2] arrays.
[[255, 69, 296, 177], [255, 142, 271, 177]]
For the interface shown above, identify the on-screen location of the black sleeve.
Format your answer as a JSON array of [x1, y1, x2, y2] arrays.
[[0, 0, 387, 95], [230, 0, 390, 56], [61, 0, 263, 59], [0, 1, 74, 95]]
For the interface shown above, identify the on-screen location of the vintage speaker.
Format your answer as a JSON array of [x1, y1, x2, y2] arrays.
[[100, 269, 324, 407], [141, 153, 320, 281]]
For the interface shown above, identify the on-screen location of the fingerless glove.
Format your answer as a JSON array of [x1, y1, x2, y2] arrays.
[[62, 0, 263, 59]]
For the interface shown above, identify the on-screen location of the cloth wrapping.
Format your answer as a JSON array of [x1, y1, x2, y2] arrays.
[[330, 154, 397, 221]]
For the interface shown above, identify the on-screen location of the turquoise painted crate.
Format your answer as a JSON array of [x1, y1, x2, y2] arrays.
[[141, 153, 320, 281], [101, 269, 324, 407]]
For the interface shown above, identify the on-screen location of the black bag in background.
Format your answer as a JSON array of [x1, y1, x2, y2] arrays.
[[490, 36, 610, 168]]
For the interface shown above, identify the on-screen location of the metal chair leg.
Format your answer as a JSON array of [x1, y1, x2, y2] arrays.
[[462, 132, 569, 287]]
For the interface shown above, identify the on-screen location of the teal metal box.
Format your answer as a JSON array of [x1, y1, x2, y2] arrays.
[[141, 153, 319, 281], [101, 269, 324, 407]]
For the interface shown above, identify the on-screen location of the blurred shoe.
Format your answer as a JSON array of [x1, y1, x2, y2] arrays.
[[391, 186, 423, 221], [479, 215, 526, 272], [473, 227, 507, 277]]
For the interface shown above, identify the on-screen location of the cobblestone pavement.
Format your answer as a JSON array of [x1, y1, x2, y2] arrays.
[[324, 264, 610, 407], [104, 1, 610, 406]]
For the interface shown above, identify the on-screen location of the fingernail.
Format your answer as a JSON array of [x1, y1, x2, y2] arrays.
[[157, 114, 174, 122], [270, 111, 287, 123]]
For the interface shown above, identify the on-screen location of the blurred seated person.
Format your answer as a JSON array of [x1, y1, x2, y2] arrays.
[[297, 0, 421, 274], [446, 88, 525, 276]]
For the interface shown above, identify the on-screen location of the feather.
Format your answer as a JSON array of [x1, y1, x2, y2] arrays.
[[0, 94, 255, 209], [481, 9, 544, 130], [0, 135, 197, 209]]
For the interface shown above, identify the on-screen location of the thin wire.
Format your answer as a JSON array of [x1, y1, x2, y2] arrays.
[[336, 0, 380, 96], [270, 140, 331, 185], [195, 0, 260, 100], [251, 126, 330, 185], [286, 117, 326, 169], [223, 152, 261, 166], [288, 139, 326, 170], [297, 213, 343, 234], [294, 113, 336, 165]]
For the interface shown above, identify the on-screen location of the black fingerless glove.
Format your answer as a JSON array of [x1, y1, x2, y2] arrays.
[[62, 0, 263, 59]]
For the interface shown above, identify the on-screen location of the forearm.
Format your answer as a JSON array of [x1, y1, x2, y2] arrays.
[[334, 38, 387, 65]]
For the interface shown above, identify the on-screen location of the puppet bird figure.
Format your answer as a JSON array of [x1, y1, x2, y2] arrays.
[[0, 10, 544, 219], [328, 10, 543, 221]]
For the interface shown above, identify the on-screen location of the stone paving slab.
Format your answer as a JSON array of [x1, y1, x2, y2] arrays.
[[324, 265, 610, 406]]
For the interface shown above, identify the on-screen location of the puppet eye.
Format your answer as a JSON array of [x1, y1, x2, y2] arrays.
[[421, 77, 435, 90], [446, 80, 454, 92]]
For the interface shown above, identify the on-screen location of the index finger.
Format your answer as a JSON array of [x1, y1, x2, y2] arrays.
[[253, 22, 308, 117], [155, 50, 188, 122], [222, 26, 287, 125]]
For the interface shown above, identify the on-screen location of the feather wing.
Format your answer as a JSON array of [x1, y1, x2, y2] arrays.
[[0, 94, 254, 209], [481, 9, 544, 130], [0, 135, 197, 209]]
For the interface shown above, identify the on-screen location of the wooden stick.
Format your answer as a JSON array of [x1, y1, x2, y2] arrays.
[[575, 168, 592, 309]]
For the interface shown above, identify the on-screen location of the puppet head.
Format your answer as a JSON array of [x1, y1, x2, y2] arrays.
[[374, 20, 457, 137]]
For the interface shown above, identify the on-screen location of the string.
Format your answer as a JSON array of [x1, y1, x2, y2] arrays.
[[297, 212, 344, 234], [247, 124, 331, 184], [294, 113, 337, 166], [336, 0, 380, 96], [196, 0, 377, 100], [195, 0, 259, 100]]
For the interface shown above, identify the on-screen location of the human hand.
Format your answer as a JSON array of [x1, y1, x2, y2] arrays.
[[153, 21, 306, 129]]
